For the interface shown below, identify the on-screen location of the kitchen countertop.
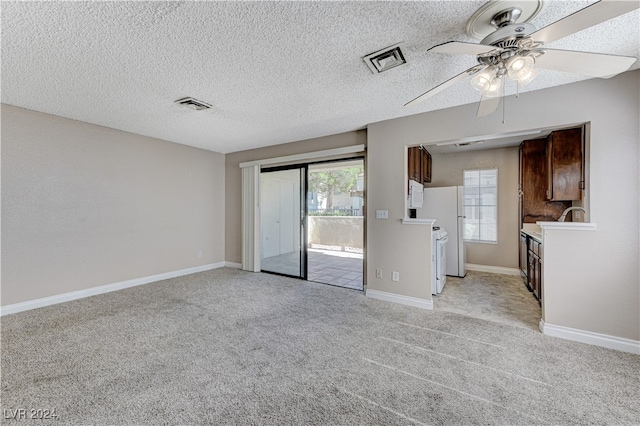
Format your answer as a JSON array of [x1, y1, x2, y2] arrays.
[[521, 225, 543, 242]]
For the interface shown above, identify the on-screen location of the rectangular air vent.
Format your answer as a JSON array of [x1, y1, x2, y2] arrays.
[[174, 97, 212, 110], [455, 141, 484, 147], [363, 43, 406, 74]]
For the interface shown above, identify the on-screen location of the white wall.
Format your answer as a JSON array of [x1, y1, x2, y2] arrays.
[[1, 105, 226, 306], [367, 70, 639, 341]]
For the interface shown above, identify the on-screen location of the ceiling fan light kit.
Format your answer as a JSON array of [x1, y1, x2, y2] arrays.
[[506, 55, 534, 80], [470, 67, 495, 92], [516, 68, 540, 87], [406, 0, 640, 117], [484, 74, 504, 99]]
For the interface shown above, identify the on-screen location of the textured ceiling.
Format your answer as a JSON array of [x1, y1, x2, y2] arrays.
[[2, 1, 638, 153]]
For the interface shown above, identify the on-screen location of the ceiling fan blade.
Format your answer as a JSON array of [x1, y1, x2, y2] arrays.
[[429, 41, 497, 55], [530, 0, 640, 44], [535, 48, 637, 78], [405, 65, 486, 107], [476, 95, 501, 117]]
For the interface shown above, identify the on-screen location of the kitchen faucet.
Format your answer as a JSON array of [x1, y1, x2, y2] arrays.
[[558, 206, 586, 222]]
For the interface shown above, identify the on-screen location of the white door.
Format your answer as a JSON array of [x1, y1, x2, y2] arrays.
[[279, 181, 295, 254], [261, 178, 281, 259], [260, 167, 304, 278]]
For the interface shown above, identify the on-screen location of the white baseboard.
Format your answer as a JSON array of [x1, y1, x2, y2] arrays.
[[365, 289, 433, 310], [465, 263, 521, 276], [0, 262, 226, 316], [540, 320, 640, 355], [224, 261, 243, 269]]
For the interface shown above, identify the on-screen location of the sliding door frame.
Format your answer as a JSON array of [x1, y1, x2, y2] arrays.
[[260, 164, 308, 280], [305, 156, 366, 290], [260, 156, 365, 285], [239, 144, 366, 282]]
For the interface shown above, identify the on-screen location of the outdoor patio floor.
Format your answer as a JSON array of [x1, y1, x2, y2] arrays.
[[307, 249, 363, 291], [261, 249, 363, 291]]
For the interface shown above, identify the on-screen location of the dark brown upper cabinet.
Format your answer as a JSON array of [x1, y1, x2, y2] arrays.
[[546, 127, 584, 201], [519, 125, 584, 224], [408, 146, 421, 183], [520, 138, 571, 223], [408, 146, 432, 185], [422, 149, 432, 184]]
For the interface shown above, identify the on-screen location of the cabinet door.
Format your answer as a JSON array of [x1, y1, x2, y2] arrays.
[[527, 249, 535, 292], [408, 146, 421, 183], [533, 254, 541, 300], [519, 233, 528, 281], [520, 139, 570, 223], [546, 127, 584, 201], [422, 149, 432, 183]]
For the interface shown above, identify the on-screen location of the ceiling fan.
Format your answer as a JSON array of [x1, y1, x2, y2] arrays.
[[405, 0, 640, 117]]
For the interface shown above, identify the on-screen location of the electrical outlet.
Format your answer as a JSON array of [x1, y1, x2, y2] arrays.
[[574, 210, 581, 220], [376, 269, 382, 279], [197, 250, 203, 258], [375, 210, 389, 219], [392, 271, 400, 282]]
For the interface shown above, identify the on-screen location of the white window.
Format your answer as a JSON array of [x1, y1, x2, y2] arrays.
[[463, 168, 497, 243]]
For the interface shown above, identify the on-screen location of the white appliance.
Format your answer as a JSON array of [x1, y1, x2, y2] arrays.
[[419, 186, 466, 277], [408, 179, 423, 208], [432, 228, 448, 294]]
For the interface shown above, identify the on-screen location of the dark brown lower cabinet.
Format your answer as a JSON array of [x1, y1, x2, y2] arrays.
[[527, 238, 542, 302], [521, 233, 542, 303], [519, 232, 528, 282]]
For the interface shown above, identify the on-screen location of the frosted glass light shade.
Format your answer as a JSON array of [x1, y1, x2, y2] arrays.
[[507, 55, 535, 81], [518, 68, 540, 86], [484, 75, 504, 98], [471, 66, 496, 93]]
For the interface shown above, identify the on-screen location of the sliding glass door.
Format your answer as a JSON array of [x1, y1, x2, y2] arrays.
[[307, 159, 364, 290], [260, 166, 306, 278], [259, 158, 364, 289]]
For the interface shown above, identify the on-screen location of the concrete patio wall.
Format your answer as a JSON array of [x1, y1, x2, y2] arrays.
[[308, 216, 363, 252]]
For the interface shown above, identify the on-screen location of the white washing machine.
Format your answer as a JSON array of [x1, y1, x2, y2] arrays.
[[432, 228, 448, 295]]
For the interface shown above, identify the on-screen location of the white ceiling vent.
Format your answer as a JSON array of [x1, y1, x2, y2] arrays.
[[174, 97, 212, 110], [455, 141, 484, 148], [363, 43, 406, 74]]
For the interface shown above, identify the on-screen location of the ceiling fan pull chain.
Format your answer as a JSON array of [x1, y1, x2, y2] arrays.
[[502, 81, 506, 125]]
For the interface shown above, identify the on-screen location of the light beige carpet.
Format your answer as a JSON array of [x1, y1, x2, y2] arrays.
[[433, 270, 542, 331], [2, 268, 639, 424]]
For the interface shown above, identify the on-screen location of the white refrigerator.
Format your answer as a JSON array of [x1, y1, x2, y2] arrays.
[[418, 186, 467, 277]]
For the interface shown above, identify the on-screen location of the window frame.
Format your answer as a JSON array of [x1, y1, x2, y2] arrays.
[[463, 167, 498, 244]]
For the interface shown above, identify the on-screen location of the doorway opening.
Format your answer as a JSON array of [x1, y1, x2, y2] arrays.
[[259, 158, 364, 291], [307, 159, 364, 290]]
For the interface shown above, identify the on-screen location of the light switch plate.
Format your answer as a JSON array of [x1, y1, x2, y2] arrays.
[[376, 210, 389, 219]]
